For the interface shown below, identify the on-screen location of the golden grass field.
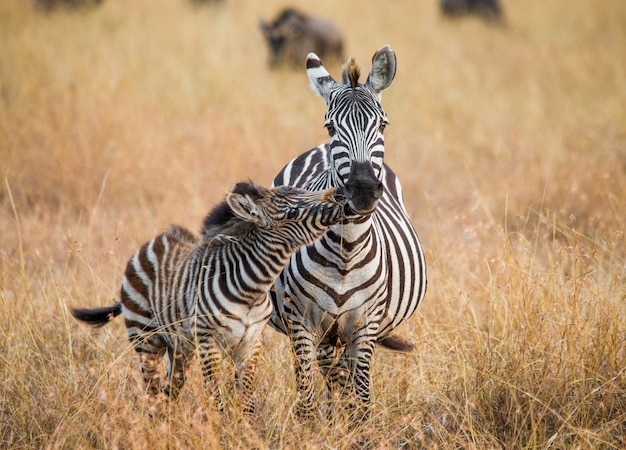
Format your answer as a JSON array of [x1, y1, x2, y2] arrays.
[[1, 0, 625, 448]]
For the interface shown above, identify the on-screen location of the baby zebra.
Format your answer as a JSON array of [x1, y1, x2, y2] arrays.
[[71, 182, 345, 413]]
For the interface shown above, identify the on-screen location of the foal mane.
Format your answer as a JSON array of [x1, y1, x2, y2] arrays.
[[201, 182, 263, 242]]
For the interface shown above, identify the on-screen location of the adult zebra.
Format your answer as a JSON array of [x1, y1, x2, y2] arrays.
[[269, 46, 427, 419], [71, 182, 346, 413]]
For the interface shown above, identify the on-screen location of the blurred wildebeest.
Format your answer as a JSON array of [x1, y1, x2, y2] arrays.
[[440, 0, 504, 24], [188, 0, 224, 5], [260, 8, 344, 69], [34, 0, 103, 11]]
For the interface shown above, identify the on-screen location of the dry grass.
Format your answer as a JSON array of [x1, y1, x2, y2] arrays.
[[1, 0, 625, 448]]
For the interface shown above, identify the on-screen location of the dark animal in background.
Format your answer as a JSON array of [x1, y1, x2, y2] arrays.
[[34, 0, 103, 11], [188, 0, 224, 5], [260, 8, 344, 69], [440, 0, 504, 24]]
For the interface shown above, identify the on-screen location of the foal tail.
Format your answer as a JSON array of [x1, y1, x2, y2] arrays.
[[71, 303, 122, 328]]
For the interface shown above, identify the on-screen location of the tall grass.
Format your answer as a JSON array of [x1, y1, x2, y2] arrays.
[[1, 0, 624, 448]]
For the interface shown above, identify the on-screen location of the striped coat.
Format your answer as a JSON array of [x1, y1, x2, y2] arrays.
[[269, 46, 427, 419], [72, 182, 345, 413]]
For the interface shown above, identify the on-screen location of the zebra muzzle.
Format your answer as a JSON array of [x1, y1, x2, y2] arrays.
[[344, 162, 383, 215]]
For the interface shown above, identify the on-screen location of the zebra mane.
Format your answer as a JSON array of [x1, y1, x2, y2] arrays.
[[166, 224, 198, 244], [202, 201, 234, 230], [201, 182, 262, 242], [341, 58, 360, 89], [230, 181, 264, 199], [201, 201, 255, 242]]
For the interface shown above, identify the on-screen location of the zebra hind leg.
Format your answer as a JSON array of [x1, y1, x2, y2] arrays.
[[317, 343, 351, 421], [132, 335, 168, 397], [340, 331, 378, 423], [164, 342, 192, 400], [317, 344, 350, 395]]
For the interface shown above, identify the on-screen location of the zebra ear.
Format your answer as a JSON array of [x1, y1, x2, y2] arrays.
[[226, 193, 267, 227], [307, 52, 336, 103], [365, 45, 396, 100]]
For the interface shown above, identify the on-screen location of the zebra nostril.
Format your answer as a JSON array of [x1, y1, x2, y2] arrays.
[[374, 181, 383, 199]]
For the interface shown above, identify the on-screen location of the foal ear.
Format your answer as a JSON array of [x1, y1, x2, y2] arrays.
[[365, 45, 396, 100], [306, 52, 337, 104], [226, 193, 267, 226]]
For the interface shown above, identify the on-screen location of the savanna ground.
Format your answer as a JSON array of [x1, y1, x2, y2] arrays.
[[1, 0, 625, 448]]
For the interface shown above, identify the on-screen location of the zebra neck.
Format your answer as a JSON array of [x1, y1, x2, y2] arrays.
[[196, 229, 292, 298], [323, 214, 375, 257]]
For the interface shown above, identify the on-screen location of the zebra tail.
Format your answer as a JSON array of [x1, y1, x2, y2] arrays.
[[71, 303, 122, 328], [378, 334, 415, 352]]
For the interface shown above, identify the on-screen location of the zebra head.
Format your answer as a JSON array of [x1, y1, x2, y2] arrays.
[[226, 182, 346, 248], [306, 45, 397, 215]]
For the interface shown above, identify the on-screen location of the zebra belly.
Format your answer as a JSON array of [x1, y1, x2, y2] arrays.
[[287, 261, 386, 314], [273, 265, 388, 344], [194, 300, 272, 361]]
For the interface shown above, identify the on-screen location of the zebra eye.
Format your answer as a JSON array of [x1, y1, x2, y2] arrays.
[[378, 122, 387, 134], [286, 209, 298, 220], [326, 125, 337, 137]]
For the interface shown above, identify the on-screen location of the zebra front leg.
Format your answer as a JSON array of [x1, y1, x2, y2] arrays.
[[198, 336, 225, 411], [291, 327, 318, 418], [341, 325, 379, 422], [235, 340, 262, 415]]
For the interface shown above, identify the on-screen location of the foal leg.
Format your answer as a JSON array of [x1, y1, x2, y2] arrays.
[[129, 331, 168, 397], [198, 336, 225, 411], [235, 340, 262, 415], [164, 339, 192, 400]]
